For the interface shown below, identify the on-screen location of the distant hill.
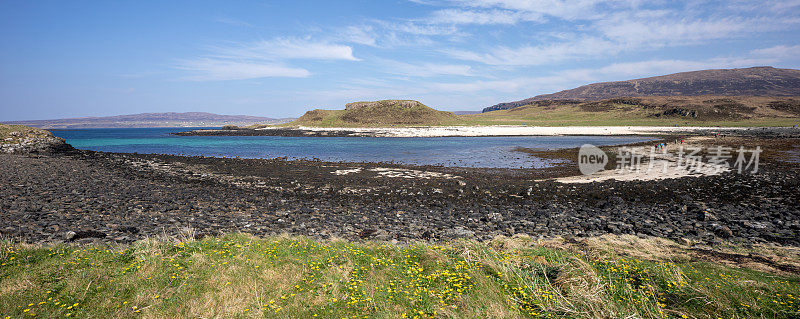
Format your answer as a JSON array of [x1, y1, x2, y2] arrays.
[[289, 100, 457, 127], [483, 66, 800, 112], [3, 112, 295, 129], [462, 95, 800, 126]]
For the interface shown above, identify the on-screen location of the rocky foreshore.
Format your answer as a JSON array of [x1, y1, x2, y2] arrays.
[[1, 139, 798, 247]]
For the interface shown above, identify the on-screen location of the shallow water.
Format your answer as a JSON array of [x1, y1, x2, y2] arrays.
[[52, 127, 654, 169]]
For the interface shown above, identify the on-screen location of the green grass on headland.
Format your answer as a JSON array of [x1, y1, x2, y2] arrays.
[[452, 96, 800, 127], [284, 100, 457, 128], [2, 234, 798, 318], [271, 97, 800, 128], [0, 124, 53, 144], [451, 105, 800, 127]]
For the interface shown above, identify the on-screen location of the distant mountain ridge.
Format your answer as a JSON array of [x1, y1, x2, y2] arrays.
[[4, 112, 295, 129], [483, 66, 800, 112]]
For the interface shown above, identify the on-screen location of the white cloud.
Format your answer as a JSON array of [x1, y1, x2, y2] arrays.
[[596, 15, 787, 47], [179, 38, 358, 81], [338, 26, 378, 46], [212, 38, 359, 61], [427, 8, 542, 24], [450, 0, 611, 20], [418, 0, 800, 68], [445, 37, 618, 66], [572, 57, 778, 80], [751, 44, 800, 59], [177, 59, 310, 81], [445, 12, 799, 66], [387, 21, 460, 36]]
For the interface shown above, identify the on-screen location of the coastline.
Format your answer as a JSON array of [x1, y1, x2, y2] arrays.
[[1, 131, 798, 247], [173, 125, 800, 138]]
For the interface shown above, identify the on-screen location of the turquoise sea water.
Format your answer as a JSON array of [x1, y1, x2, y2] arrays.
[[51, 128, 653, 169]]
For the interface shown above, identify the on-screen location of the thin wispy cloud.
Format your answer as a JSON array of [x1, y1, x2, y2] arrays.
[[432, 1, 800, 67], [177, 59, 310, 81], [427, 8, 542, 24], [595, 15, 796, 46], [452, 0, 611, 20], [178, 38, 358, 81], [338, 26, 378, 46], [751, 44, 800, 59], [211, 38, 359, 61], [445, 37, 618, 66]]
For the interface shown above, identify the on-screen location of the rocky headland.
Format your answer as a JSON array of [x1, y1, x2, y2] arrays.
[[0, 124, 73, 154]]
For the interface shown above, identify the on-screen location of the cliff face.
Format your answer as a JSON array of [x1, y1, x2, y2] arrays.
[[483, 66, 800, 112]]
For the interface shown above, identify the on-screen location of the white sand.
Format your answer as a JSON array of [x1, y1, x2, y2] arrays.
[[334, 167, 463, 180], [554, 137, 730, 183], [261, 125, 748, 137]]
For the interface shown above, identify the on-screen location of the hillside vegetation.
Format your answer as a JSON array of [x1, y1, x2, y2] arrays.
[[287, 100, 458, 127], [461, 96, 800, 127], [1, 234, 798, 318]]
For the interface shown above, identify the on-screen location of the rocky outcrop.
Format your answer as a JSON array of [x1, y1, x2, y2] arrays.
[[345, 100, 423, 110], [0, 135, 70, 154], [1, 125, 72, 154], [293, 100, 457, 126]]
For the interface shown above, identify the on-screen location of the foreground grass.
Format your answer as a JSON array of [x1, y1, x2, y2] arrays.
[[1, 234, 798, 318]]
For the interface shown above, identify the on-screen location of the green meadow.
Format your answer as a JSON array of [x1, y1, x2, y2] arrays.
[[1, 234, 798, 318]]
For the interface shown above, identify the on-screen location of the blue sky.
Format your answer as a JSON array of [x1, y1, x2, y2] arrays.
[[1, 0, 799, 120]]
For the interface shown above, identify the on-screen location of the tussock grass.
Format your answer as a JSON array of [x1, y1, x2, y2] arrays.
[[1, 234, 798, 318]]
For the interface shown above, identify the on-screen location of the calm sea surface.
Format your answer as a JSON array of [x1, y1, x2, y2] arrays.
[[51, 127, 653, 169]]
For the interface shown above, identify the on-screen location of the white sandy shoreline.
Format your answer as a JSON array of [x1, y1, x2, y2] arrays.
[[260, 125, 753, 137]]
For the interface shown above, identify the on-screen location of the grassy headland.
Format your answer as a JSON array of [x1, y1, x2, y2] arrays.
[[281, 100, 457, 128], [2, 234, 798, 318]]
